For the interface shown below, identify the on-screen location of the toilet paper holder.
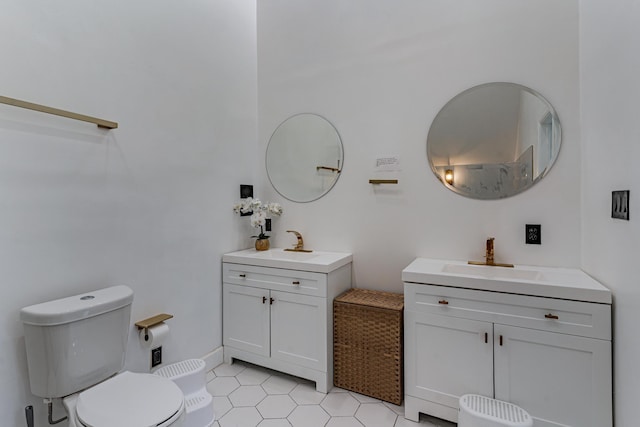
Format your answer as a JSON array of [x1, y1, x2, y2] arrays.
[[135, 313, 173, 341]]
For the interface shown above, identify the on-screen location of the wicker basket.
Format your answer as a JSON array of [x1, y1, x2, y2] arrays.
[[333, 288, 404, 405]]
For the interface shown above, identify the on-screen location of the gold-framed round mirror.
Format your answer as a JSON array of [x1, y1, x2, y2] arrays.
[[427, 82, 561, 199]]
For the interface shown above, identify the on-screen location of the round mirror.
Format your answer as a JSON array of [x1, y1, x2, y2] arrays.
[[266, 113, 344, 203], [427, 82, 561, 199]]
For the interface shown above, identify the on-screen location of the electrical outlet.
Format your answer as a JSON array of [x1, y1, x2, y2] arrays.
[[526, 224, 541, 245], [265, 218, 272, 232], [612, 190, 630, 220], [151, 346, 162, 368]]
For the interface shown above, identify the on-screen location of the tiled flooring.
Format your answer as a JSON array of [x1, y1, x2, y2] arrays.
[[206, 361, 456, 427]]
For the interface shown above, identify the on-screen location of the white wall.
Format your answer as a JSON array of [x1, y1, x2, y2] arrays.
[[257, 0, 581, 293], [0, 0, 257, 425], [580, 1, 640, 425]]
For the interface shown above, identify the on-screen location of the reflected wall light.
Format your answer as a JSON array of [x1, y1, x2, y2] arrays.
[[444, 169, 454, 185]]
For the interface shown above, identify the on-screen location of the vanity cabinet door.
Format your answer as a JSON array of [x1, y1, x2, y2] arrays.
[[405, 310, 494, 414], [494, 324, 612, 427], [223, 284, 270, 357], [270, 290, 327, 371]]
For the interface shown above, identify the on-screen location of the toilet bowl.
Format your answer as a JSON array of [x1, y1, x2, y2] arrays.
[[63, 371, 185, 427]]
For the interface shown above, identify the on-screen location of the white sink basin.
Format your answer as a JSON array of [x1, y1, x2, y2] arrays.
[[249, 250, 320, 261], [223, 248, 352, 273], [442, 263, 546, 281], [403, 258, 611, 303]]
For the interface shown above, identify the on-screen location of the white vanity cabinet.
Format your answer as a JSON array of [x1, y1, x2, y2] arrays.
[[222, 249, 352, 393], [403, 259, 612, 427]]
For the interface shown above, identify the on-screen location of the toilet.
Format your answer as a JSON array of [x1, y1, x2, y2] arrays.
[[20, 285, 186, 427]]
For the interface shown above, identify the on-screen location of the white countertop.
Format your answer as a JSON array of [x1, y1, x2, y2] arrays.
[[222, 248, 353, 274], [402, 258, 611, 304]]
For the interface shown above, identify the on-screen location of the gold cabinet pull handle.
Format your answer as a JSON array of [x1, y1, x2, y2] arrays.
[[545, 313, 559, 320], [438, 299, 449, 305], [292, 281, 300, 285]]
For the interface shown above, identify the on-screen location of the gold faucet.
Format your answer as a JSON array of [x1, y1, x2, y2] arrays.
[[284, 230, 313, 252], [486, 237, 495, 265], [468, 237, 513, 268]]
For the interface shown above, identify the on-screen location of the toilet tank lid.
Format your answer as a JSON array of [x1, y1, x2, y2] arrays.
[[21, 285, 134, 326]]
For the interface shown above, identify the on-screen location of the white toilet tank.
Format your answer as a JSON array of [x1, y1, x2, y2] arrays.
[[20, 285, 134, 398]]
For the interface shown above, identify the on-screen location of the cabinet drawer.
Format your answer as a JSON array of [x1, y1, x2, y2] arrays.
[[405, 283, 611, 340], [223, 263, 327, 297]]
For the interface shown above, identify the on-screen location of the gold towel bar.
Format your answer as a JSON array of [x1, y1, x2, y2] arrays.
[[0, 95, 118, 129], [369, 179, 398, 184]]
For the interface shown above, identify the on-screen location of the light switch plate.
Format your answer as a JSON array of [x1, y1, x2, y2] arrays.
[[612, 190, 630, 220], [240, 185, 253, 216]]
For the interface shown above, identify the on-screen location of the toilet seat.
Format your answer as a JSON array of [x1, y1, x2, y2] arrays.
[[76, 371, 184, 427]]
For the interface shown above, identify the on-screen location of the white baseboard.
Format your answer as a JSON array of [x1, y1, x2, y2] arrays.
[[201, 346, 224, 372]]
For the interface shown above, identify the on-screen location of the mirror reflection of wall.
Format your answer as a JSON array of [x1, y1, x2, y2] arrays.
[[266, 114, 344, 203], [427, 82, 561, 199]]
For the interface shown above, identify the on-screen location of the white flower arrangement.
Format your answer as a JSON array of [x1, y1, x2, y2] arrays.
[[233, 197, 283, 240]]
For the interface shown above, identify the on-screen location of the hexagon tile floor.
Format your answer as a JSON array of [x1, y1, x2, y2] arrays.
[[206, 361, 456, 427]]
